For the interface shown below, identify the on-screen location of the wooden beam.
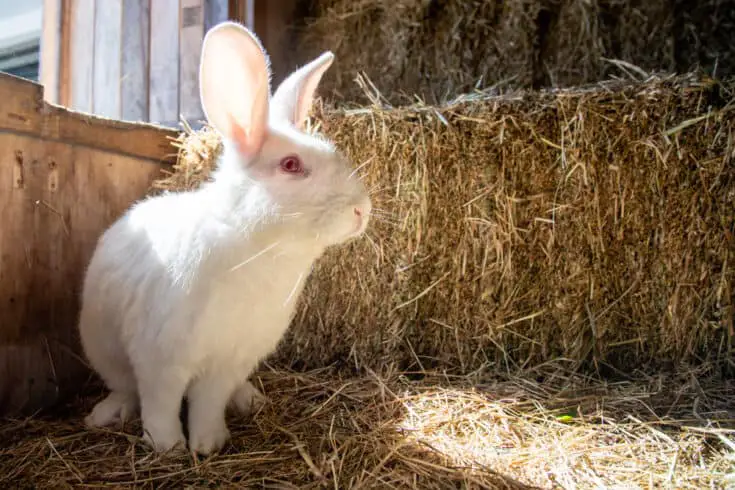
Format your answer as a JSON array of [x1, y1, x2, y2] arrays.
[[40, 0, 63, 104], [149, 0, 180, 127], [92, 0, 123, 118], [204, 0, 228, 31], [0, 73, 178, 162], [121, 0, 151, 122], [69, 0, 95, 113], [253, 0, 297, 86], [180, 0, 206, 127], [58, 0, 72, 107], [228, 0, 254, 29]]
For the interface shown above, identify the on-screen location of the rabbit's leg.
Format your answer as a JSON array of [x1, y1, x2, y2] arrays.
[[229, 378, 266, 416], [136, 363, 188, 453], [84, 356, 138, 428], [86, 390, 138, 428], [187, 369, 241, 455], [81, 312, 139, 428]]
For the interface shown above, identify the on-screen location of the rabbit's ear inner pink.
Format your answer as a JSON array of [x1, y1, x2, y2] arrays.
[[270, 52, 334, 129], [200, 22, 270, 158]]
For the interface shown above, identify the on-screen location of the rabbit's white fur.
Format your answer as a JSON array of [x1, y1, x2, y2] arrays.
[[78, 22, 370, 455]]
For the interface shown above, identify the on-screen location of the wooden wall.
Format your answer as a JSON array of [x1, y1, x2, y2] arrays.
[[0, 73, 177, 415], [39, 0, 301, 129], [252, 0, 299, 85]]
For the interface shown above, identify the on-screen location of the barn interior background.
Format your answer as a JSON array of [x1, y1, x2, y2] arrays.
[[0, 0, 733, 487]]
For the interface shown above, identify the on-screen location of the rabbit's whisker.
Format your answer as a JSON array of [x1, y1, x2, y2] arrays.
[[371, 208, 396, 218], [368, 184, 387, 196], [372, 215, 399, 225], [229, 241, 281, 272], [372, 214, 398, 223], [370, 210, 397, 219], [349, 158, 374, 180], [371, 216, 399, 228]]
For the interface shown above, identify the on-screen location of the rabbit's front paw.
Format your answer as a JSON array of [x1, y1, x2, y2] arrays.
[[188, 417, 231, 456], [85, 391, 138, 428], [141, 423, 187, 453]]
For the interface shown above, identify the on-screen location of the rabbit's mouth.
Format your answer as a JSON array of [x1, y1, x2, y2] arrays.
[[352, 206, 367, 234], [344, 205, 371, 240]]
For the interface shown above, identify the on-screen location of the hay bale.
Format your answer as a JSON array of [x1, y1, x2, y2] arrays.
[[673, 0, 735, 79], [292, 0, 537, 104], [289, 0, 732, 105], [157, 74, 734, 374], [539, 0, 674, 87]]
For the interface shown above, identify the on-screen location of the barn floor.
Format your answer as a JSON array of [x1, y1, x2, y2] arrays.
[[1, 364, 733, 489]]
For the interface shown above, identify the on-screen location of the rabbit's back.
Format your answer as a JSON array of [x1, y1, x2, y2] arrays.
[[79, 193, 204, 371]]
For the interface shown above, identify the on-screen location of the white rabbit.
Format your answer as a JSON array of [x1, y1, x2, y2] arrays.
[[78, 21, 371, 455]]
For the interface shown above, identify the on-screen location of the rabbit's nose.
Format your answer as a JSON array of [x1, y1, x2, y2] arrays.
[[353, 207, 363, 217]]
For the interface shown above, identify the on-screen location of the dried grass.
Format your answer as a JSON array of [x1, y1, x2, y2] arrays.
[[293, 0, 536, 104], [1, 365, 733, 488], [673, 0, 735, 81], [288, 0, 733, 105], [155, 73, 735, 375]]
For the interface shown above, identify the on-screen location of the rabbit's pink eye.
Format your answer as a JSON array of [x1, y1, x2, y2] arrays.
[[280, 156, 303, 174]]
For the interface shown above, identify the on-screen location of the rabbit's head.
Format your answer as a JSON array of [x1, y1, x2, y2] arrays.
[[200, 22, 371, 248]]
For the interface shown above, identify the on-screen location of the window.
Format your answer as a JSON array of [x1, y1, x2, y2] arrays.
[[0, 38, 40, 81], [0, 1, 42, 82]]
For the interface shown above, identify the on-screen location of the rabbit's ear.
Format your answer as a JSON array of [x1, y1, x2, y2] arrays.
[[200, 22, 270, 158], [270, 52, 334, 130]]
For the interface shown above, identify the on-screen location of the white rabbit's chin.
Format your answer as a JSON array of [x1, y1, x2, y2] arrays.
[[349, 215, 369, 239], [314, 217, 368, 248]]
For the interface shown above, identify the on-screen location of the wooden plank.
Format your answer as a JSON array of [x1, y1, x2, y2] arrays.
[[180, 0, 205, 126], [0, 74, 44, 135], [69, 0, 95, 113], [92, 0, 123, 118], [149, 0, 180, 127], [59, 0, 73, 107], [204, 0, 228, 31], [254, 0, 299, 86], [245, 0, 255, 29], [229, 0, 255, 29], [0, 74, 178, 163], [0, 344, 64, 414], [40, 0, 63, 104], [43, 104, 179, 163], [0, 134, 50, 345], [228, 0, 241, 24], [0, 135, 168, 414], [121, 0, 151, 122], [0, 136, 78, 414]]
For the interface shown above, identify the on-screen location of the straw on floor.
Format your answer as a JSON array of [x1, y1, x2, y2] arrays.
[[1, 364, 733, 488]]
